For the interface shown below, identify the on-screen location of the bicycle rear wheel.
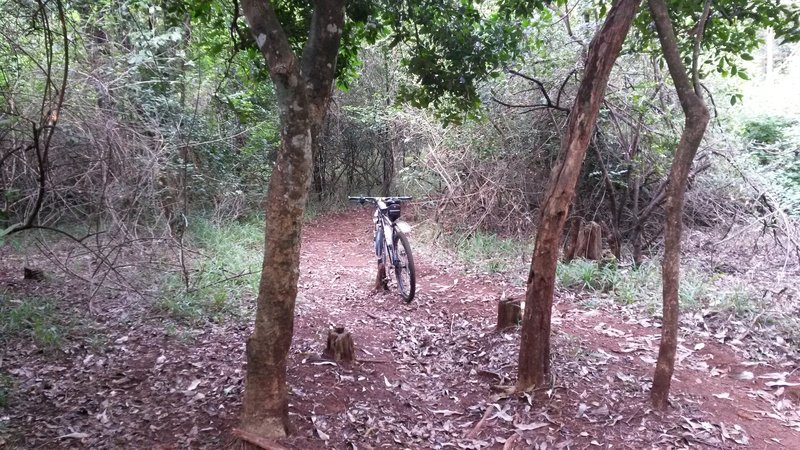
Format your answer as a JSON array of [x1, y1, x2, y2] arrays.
[[391, 229, 416, 303]]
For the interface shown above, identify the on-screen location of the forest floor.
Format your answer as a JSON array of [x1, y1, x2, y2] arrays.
[[1, 208, 800, 449]]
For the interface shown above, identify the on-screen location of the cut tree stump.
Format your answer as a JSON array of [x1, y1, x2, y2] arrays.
[[23, 267, 45, 281], [375, 262, 389, 291], [563, 220, 603, 261], [322, 327, 355, 363], [563, 217, 583, 262], [585, 221, 602, 261], [496, 298, 522, 330]]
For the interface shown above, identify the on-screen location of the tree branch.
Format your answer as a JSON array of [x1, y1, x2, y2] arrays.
[[301, 0, 345, 115], [495, 69, 572, 113], [241, 0, 299, 80], [691, 0, 712, 94]]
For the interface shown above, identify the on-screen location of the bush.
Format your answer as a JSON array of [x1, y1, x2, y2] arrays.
[[740, 116, 794, 145]]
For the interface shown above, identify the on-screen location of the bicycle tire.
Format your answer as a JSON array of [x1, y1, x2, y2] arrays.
[[391, 229, 416, 303]]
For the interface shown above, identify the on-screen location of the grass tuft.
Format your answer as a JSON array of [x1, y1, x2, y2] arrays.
[[0, 294, 66, 350], [450, 230, 531, 274], [157, 217, 264, 325]]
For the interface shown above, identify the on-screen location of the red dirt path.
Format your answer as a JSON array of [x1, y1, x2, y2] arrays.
[[1, 209, 799, 448]]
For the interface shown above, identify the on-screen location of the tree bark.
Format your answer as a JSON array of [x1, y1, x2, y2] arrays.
[[647, 0, 711, 410], [239, 0, 344, 439], [517, 0, 640, 391]]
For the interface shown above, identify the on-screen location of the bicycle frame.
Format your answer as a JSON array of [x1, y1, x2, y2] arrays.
[[373, 199, 398, 266], [349, 195, 415, 302]]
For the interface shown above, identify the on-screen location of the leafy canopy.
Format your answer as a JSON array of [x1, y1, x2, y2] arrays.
[[167, 0, 799, 121]]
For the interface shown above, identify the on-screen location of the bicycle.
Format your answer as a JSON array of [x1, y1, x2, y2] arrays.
[[348, 196, 416, 303]]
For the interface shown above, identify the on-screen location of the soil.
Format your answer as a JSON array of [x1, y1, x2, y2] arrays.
[[1, 209, 799, 449]]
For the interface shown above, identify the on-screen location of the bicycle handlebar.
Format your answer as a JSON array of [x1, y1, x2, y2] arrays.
[[348, 196, 412, 204]]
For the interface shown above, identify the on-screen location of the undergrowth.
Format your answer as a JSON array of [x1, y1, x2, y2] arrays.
[[0, 293, 68, 350], [556, 259, 761, 317], [0, 372, 11, 408], [447, 230, 532, 274], [157, 217, 264, 325]]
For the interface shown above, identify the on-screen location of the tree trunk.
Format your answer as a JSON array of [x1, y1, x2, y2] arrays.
[[631, 176, 643, 267], [312, 134, 326, 199], [239, 0, 344, 439], [517, 0, 640, 391], [647, 0, 711, 410], [765, 28, 775, 83]]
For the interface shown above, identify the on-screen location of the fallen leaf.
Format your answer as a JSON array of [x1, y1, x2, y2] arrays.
[[736, 410, 757, 420], [757, 372, 788, 380], [186, 379, 201, 391], [713, 392, 731, 399], [430, 409, 462, 417], [384, 375, 399, 389], [489, 404, 513, 422], [515, 422, 548, 431], [59, 432, 89, 439], [736, 371, 754, 381], [766, 381, 800, 388]]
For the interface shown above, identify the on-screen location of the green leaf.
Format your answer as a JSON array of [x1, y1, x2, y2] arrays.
[[741, 53, 754, 61]]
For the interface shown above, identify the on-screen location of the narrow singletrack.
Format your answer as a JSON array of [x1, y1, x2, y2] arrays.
[[1, 208, 798, 449]]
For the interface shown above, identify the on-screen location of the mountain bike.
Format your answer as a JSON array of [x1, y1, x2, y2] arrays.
[[348, 196, 416, 303]]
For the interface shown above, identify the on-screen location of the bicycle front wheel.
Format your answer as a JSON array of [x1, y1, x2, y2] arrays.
[[392, 229, 416, 303]]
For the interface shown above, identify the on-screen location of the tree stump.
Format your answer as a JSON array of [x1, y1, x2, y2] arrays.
[[23, 267, 45, 281], [375, 262, 389, 291], [585, 221, 603, 261], [563, 220, 603, 261], [496, 298, 522, 330], [322, 327, 355, 363], [563, 217, 583, 262]]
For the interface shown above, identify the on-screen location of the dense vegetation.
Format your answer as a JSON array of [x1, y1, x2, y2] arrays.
[[2, 0, 800, 445]]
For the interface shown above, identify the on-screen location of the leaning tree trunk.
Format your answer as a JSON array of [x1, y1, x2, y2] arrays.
[[647, 0, 711, 410], [517, 0, 640, 390], [239, 0, 344, 439]]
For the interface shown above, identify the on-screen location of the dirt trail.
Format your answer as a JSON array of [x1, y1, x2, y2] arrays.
[[2, 209, 799, 449]]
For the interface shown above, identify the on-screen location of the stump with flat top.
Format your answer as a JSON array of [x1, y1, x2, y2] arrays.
[[23, 267, 45, 281], [563, 219, 603, 262], [585, 221, 602, 260], [375, 262, 389, 291], [563, 217, 583, 262], [496, 298, 522, 330], [322, 327, 355, 363]]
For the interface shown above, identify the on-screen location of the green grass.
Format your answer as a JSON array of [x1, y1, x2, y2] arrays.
[[0, 294, 66, 350], [450, 230, 531, 274], [428, 225, 764, 322], [706, 282, 758, 316], [556, 259, 619, 292], [157, 217, 264, 325], [0, 373, 12, 408], [556, 259, 764, 319]]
